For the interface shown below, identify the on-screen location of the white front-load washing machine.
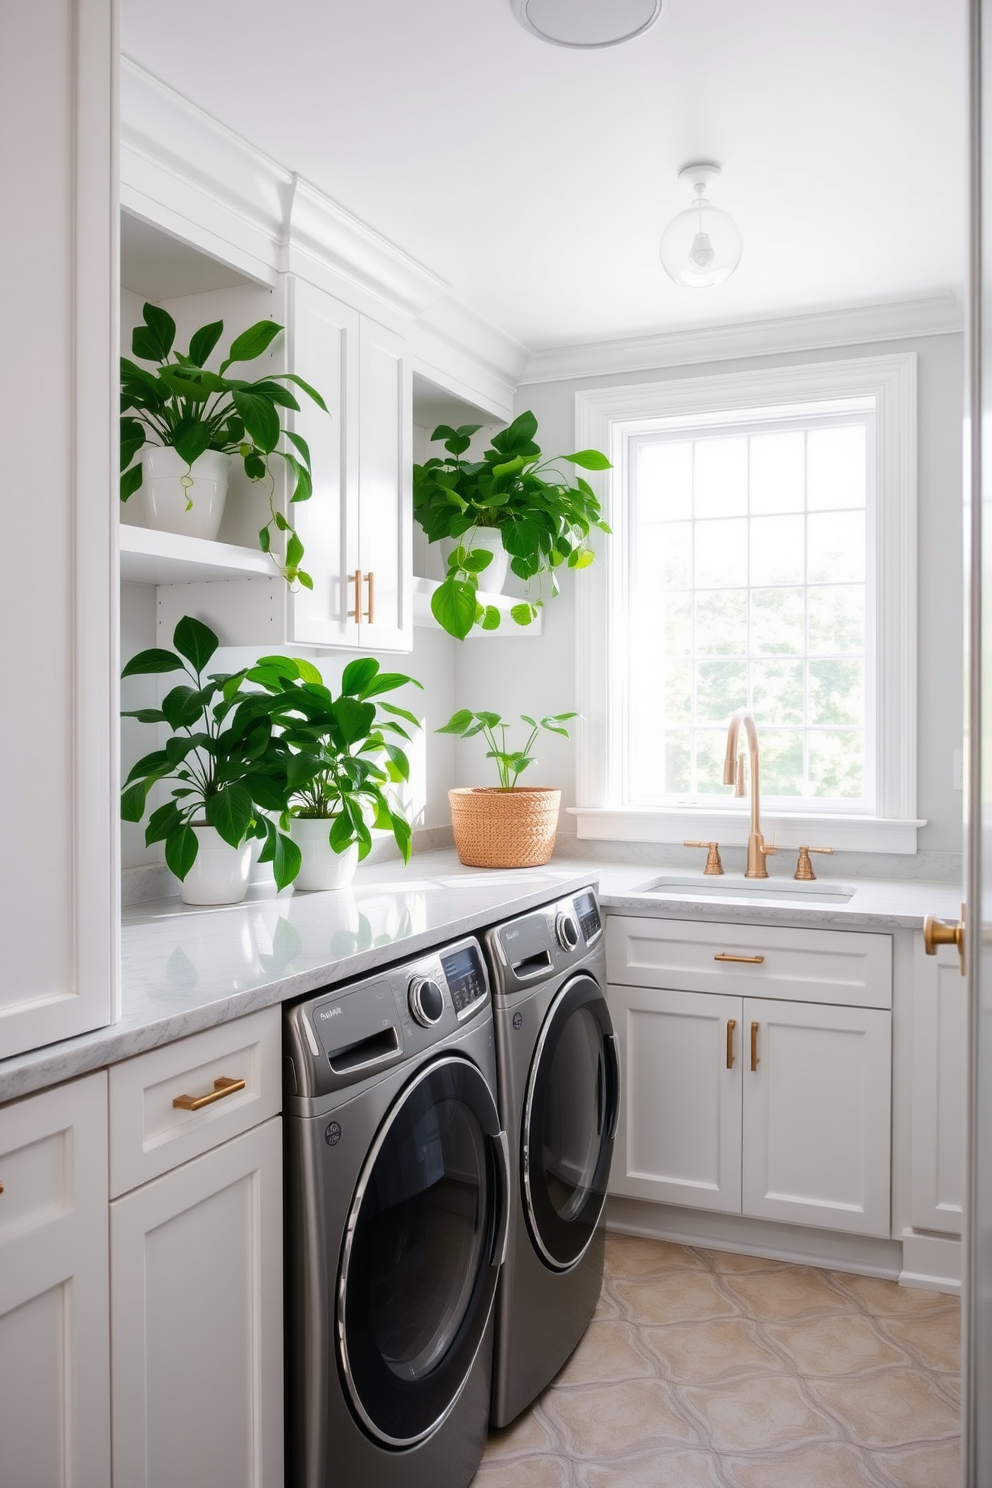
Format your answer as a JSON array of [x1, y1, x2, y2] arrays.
[[283, 936, 510, 1488], [483, 886, 619, 1427]]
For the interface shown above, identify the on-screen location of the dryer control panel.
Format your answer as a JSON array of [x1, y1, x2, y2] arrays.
[[485, 885, 604, 998]]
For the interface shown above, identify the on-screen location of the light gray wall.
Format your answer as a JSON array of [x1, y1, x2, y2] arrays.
[[453, 332, 965, 855]]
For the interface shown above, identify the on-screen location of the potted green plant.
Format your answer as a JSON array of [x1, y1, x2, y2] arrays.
[[413, 410, 611, 639], [437, 709, 576, 867], [121, 616, 301, 904], [120, 302, 328, 587], [247, 654, 423, 890]]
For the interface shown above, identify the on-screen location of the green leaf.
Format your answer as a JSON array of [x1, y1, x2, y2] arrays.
[[160, 685, 205, 730], [562, 449, 612, 470], [165, 825, 198, 881], [205, 783, 253, 847], [120, 779, 150, 822], [172, 422, 213, 468], [124, 748, 171, 786], [120, 707, 166, 723], [173, 616, 218, 673], [258, 525, 271, 552], [436, 708, 475, 736], [145, 801, 185, 845], [244, 452, 267, 481], [461, 547, 494, 574], [120, 463, 143, 502], [430, 576, 479, 640], [511, 603, 536, 626], [121, 647, 185, 679], [341, 657, 380, 696], [188, 320, 224, 367], [285, 531, 304, 569], [378, 701, 423, 728], [384, 744, 410, 781], [232, 390, 280, 454], [294, 657, 323, 684], [132, 303, 177, 362], [285, 429, 313, 468], [279, 372, 329, 413], [270, 830, 302, 892], [221, 319, 282, 370], [480, 606, 501, 631], [333, 696, 378, 746]]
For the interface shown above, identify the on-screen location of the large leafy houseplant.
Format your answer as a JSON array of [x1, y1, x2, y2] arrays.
[[120, 303, 328, 587], [413, 410, 611, 639], [121, 616, 302, 891], [246, 654, 423, 864]]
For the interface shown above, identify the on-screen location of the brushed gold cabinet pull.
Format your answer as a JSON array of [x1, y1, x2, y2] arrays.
[[349, 569, 364, 623], [365, 570, 375, 624], [923, 909, 966, 976], [714, 953, 765, 965], [726, 1018, 737, 1069], [750, 1022, 759, 1072], [173, 1076, 246, 1112], [0, 1181, 4, 1195]]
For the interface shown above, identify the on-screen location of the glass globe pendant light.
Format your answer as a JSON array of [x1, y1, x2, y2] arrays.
[[659, 163, 743, 288]]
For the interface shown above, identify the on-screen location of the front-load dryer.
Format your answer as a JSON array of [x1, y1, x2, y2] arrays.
[[483, 887, 619, 1427], [283, 936, 510, 1488]]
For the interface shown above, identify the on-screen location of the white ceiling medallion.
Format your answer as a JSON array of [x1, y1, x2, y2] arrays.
[[660, 162, 743, 289], [510, 0, 665, 49]]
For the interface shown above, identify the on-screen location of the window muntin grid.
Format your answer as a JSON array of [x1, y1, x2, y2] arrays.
[[625, 411, 875, 811]]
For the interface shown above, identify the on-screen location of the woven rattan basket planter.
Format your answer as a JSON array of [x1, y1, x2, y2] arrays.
[[448, 787, 561, 868]]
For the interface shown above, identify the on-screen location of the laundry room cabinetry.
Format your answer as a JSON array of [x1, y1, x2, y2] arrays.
[[911, 936, 966, 1236], [0, 1073, 112, 1483], [108, 1008, 284, 1488], [606, 917, 893, 1239]]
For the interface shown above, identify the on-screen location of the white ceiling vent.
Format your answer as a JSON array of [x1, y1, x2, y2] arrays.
[[510, 0, 665, 49]]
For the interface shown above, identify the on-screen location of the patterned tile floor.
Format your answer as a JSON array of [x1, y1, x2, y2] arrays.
[[473, 1233, 961, 1488]]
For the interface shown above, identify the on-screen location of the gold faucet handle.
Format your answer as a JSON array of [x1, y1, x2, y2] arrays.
[[684, 840, 724, 875], [794, 845, 833, 880]]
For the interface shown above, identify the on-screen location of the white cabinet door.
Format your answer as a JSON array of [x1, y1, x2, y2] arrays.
[[1, 0, 116, 1060], [911, 938, 966, 1234], [0, 1074, 111, 1487], [356, 315, 413, 651], [111, 1117, 284, 1488], [608, 983, 742, 1213], [742, 997, 891, 1237]]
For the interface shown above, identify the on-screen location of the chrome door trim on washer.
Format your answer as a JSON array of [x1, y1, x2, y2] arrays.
[[521, 973, 619, 1272], [336, 1053, 509, 1449]]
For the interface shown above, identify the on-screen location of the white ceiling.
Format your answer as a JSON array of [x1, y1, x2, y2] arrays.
[[121, 0, 967, 351]]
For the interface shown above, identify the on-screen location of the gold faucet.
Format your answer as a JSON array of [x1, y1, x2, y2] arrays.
[[723, 708, 775, 879]]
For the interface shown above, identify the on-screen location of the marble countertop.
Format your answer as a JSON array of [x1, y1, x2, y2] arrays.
[[0, 851, 962, 1102]]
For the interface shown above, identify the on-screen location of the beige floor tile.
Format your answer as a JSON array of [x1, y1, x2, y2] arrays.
[[828, 1272, 958, 1316], [642, 1317, 785, 1384], [719, 1266, 850, 1322], [577, 1447, 725, 1487], [700, 1248, 790, 1275], [807, 1367, 960, 1449], [484, 1403, 561, 1459], [553, 1319, 657, 1387], [472, 1453, 572, 1487], [722, 1440, 886, 1488], [604, 1233, 708, 1277], [543, 1378, 700, 1458], [880, 1310, 962, 1373], [764, 1312, 910, 1376], [870, 1439, 962, 1488], [612, 1269, 738, 1327], [682, 1373, 836, 1452]]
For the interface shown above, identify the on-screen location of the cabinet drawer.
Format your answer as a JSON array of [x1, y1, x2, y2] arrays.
[[109, 1008, 281, 1197], [606, 916, 891, 1010]]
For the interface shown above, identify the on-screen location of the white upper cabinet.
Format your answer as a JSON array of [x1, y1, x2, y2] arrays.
[[0, 0, 117, 1059]]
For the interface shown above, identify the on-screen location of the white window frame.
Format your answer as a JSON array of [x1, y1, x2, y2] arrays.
[[571, 353, 922, 854]]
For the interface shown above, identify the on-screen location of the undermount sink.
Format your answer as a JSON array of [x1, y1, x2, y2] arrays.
[[633, 875, 857, 905]]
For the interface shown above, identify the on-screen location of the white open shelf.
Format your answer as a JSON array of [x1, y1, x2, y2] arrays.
[[119, 523, 273, 585], [413, 576, 543, 637]]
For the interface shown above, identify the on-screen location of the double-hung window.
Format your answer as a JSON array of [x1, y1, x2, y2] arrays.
[[573, 355, 919, 853]]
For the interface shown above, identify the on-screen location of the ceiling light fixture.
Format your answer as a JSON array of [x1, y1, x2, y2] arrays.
[[510, 0, 665, 49], [660, 163, 743, 288]]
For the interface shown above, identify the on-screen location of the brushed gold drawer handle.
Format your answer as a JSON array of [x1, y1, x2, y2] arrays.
[[173, 1076, 246, 1112], [365, 570, 375, 624], [349, 569, 363, 623], [726, 1018, 736, 1070], [750, 1021, 759, 1072], [0, 1181, 4, 1195], [714, 953, 765, 965]]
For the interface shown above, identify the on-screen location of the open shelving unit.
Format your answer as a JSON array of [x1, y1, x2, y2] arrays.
[[119, 524, 273, 585]]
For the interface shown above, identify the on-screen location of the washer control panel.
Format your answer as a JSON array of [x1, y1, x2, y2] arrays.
[[573, 890, 602, 946], [439, 941, 489, 1018], [555, 910, 579, 950], [408, 976, 445, 1027]]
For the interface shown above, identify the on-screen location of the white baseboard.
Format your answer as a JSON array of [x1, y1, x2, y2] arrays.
[[606, 1196, 904, 1279], [900, 1228, 962, 1294]]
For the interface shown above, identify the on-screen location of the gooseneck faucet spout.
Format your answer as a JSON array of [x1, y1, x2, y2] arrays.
[[723, 708, 774, 879]]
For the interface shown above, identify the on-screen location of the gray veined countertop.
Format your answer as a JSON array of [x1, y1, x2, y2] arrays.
[[0, 851, 963, 1103]]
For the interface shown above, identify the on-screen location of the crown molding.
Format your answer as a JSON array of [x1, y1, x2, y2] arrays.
[[520, 293, 963, 385], [411, 296, 530, 419]]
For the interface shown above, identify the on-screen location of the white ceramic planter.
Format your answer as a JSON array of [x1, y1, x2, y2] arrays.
[[140, 447, 231, 541], [290, 819, 360, 892], [179, 824, 252, 906], [440, 527, 509, 592]]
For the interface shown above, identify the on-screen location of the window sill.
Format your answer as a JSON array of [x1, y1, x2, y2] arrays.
[[567, 807, 926, 855]]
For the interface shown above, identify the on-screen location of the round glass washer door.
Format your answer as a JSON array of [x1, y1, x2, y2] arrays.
[[337, 1054, 507, 1448], [523, 974, 620, 1271]]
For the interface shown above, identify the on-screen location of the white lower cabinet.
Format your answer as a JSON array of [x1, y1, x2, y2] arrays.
[[911, 938, 966, 1235], [0, 1073, 111, 1486], [109, 1009, 284, 1488], [607, 917, 893, 1239]]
